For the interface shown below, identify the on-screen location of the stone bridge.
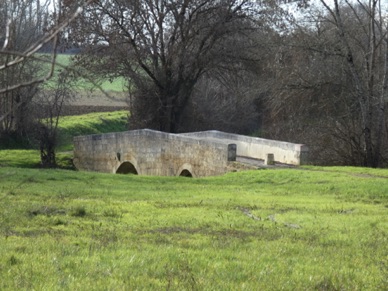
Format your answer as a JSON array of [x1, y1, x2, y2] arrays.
[[73, 129, 308, 177]]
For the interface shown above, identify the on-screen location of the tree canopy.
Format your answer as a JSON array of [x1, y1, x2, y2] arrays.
[[71, 0, 264, 132]]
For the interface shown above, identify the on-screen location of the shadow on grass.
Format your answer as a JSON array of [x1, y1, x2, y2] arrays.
[[0, 150, 75, 170]]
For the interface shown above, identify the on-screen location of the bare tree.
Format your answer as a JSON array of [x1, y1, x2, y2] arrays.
[[70, 0, 266, 133], [264, 0, 388, 167], [0, 0, 49, 136], [0, 0, 93, 131], [0, 0, 93, 166], [33, 70, 76, 167], [315, 0, 388, 167]]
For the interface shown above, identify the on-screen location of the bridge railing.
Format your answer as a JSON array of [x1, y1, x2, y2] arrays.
[[180, 131, 308, 165]]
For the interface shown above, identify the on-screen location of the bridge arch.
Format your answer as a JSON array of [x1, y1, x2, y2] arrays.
[[180, 169, 193, 177], [116, 161, 138, 175], [177, 163, 195, 178]]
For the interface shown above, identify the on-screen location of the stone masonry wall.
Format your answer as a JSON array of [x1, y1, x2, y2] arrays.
[[73, 129, 236, 177]]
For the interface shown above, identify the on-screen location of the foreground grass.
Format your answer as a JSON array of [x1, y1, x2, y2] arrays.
[[0, 166, 387, 290]]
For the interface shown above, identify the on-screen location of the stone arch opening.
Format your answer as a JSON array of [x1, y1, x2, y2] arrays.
[[116, 162, 138, 175], [179, 169, 193, 177], [177, 163, 195, 178]]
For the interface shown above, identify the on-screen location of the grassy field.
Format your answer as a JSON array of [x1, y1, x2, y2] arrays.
[[0, 111, 387, 290], [0, 166, 387, 290], [42, 53, 127, 93], [57, 111, 129, 151]]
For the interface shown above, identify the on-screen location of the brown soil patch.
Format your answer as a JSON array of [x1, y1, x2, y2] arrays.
[[61, 91, 129, 116], [69, 91, 128, 107]]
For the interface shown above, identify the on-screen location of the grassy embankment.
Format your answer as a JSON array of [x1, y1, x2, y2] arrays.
[[0, 111, 128, 169], [0, 111, 387, 289]]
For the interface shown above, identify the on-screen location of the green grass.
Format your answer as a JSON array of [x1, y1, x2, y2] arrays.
[[0, 149, 84, 169], [70, 72, 126, 92], [94, 77, 127, 92], [60, 53, 126, 92], [57, 111, 128, 151], [0, 150, 41, 168], [0, 166, 387, 290], [41, 53, 126, 92], [0, 111, 128, 168]]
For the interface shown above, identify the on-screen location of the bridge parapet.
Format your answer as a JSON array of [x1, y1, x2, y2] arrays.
[[180, 131, 308, 165]]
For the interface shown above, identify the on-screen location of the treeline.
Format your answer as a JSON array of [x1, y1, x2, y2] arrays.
[[0, 0, 80, 167], [1, 0, 388, 167]]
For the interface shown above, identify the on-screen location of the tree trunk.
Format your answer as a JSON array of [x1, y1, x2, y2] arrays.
[[329, 0, 376, 167], [39, 125, 57, 168], [373, 35, 388, 167]]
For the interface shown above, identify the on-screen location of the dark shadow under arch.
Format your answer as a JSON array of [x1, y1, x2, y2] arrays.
[[179, 169, 193, 177], [116, 162, 138, 175]]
